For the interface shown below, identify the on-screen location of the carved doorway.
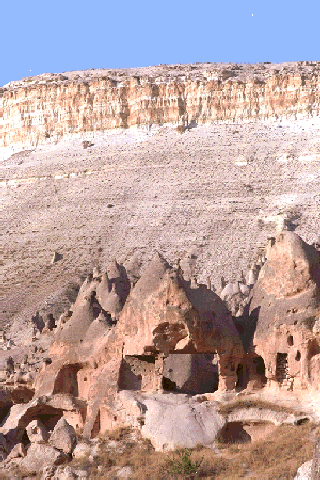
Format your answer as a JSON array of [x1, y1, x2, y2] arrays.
[[276, 353, 288, 384]]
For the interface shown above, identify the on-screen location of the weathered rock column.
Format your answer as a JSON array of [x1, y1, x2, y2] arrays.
[[218, 355, 237, 391], [300, 344, 310, 389], [154, 354, 165, 392]]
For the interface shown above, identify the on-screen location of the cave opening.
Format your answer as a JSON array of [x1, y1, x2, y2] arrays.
[[276, 353, 288, 384], [217, 422, 251, 444]]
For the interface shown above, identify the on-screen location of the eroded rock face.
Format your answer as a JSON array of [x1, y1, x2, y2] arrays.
[[49, 418, 76, 454], [118, 253, 242, 356], [1, 62, 320, 153], [1, 232, 320, 461], [29, 252, 245, 440], [248, 232, 320, 391]]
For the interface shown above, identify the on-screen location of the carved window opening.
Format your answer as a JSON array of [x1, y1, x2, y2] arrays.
[[276, 353, 288, 384], [253, 356, 266, 376], [53, 364, 82, 396], [287, 335, 294, 346], [295, 350, 301, 361], [236, 363, 245, 390]]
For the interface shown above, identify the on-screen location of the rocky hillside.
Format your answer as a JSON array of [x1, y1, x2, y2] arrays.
[[1, 61, 320, 156], [1, 61, 320, 333], [1, 61, 320, 478]]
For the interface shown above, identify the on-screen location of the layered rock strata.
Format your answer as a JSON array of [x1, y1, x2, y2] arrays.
[[1, 61, 320, 153]]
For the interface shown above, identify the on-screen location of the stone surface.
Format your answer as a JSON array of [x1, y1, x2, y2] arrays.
[[294, 459, 313, 479], [26, 419, 49, 444], [53, 465, 89, 479], [19, 443, 68, 474], [72, 442, 91, 459], [50, 418, 76, 454], [139, 392, 225, 451], [116, 465, 134, 478]]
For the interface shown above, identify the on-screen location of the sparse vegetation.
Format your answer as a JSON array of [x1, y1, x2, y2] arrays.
[[66, 423, 320, 479], [166, 449, 203, 476]]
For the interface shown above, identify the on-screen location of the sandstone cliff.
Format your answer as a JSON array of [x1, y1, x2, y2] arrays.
[[1, 61, 320, 154]]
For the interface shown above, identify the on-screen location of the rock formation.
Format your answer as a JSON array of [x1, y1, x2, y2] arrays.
[[0, 231, 319, 475], [1, 62, 320, 154], [246, 231, 320, 392]]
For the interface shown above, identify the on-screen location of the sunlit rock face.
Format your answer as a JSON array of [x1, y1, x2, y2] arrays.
[[247, 232, 320, 392], [1, 62, 319, 152]]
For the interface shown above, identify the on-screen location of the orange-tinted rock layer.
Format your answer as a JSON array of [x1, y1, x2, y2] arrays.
[[1, 61, 320, 150]]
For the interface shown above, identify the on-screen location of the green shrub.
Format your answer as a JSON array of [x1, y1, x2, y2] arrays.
[[166, 449, 203, 476]]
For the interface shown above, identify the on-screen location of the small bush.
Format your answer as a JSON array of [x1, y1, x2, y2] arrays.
[[166, 449, 203, 476]]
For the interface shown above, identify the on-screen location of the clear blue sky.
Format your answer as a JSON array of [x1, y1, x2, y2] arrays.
[[1, 0, 319, 87]]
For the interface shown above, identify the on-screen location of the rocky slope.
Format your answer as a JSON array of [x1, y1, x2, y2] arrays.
[[1, 61, 320, 156], [2, 116, 320, 333]]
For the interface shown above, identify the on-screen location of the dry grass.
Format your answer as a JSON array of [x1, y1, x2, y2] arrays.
[[69, 422, 320, 479], [77, 428, 169, 479], [185, 422, 319, 479], [6, 422, 319, 479]]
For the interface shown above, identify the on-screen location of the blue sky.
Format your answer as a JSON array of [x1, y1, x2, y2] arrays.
[[1, 0, 319, 86]]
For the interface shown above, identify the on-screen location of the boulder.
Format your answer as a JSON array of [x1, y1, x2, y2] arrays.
[[53, 465, 77, 479], [117, 390, 225, 451], [53, 466, 89, 479], [116, 465, 134, 478], [294, 459, 312, 479], [19, 443, 68, 474], [50, 418, 76, 454], [72, 442, 91, 459], [26, 419, 49, 443]]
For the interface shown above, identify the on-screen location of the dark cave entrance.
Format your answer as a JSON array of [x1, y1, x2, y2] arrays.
[[253, 356, 266, 376], [217, 422, 251, 444], [236, 363, 245, 390], [276, 353, 288, 384]]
